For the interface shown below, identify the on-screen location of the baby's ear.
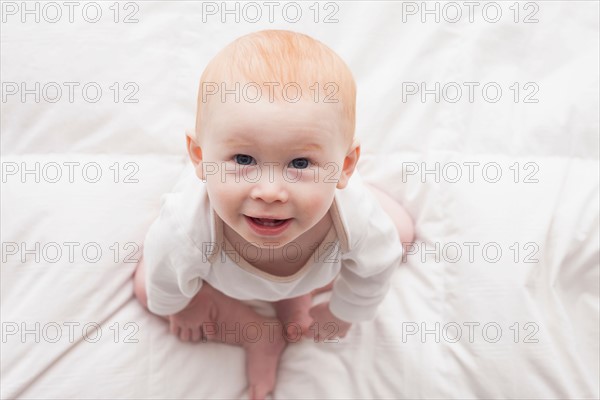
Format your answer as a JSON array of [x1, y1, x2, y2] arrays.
[[186, 131, 205, 180], [336, 138, 360, 189]]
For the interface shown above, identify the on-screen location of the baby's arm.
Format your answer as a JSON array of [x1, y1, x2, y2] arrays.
[[141, 214, 204, 316], [306, 257, 396, 341], [309, 179, 405, 335]]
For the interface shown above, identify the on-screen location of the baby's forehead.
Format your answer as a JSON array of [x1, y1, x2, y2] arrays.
[[196, 80, 352, 146], [202, 100, 347, 147], [207, 94, 344, 123]]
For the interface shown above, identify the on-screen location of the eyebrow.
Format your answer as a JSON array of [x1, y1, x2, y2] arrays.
[[293, 143, 323, 152], [224, 138, 323, 152]]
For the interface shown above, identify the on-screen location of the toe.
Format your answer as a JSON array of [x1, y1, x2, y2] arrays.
[[170, 322, 180, 337], [249, 383, 272, 400]]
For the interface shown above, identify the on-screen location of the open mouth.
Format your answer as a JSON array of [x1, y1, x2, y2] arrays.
[[249, 217, 289, 227], [244, 215, 292, 235]]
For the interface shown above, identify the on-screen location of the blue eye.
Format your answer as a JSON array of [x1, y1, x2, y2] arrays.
[[289, 158, 309, 169], [234, 154, 255, 165]]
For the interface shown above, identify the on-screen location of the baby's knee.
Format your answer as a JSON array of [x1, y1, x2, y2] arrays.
[[133, 259, 148, 309], [399, 222, 415, 246], [399, 222, 416, 258]]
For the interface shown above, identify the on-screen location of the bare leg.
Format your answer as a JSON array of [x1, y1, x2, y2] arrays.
[[365, 183, 415, 251], [311, 281, 334, 296], [134, 259, 285, 400], [274, 281, 336, 341], [274, 294, 313, 340]]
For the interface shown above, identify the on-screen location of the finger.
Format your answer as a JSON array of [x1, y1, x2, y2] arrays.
[[191, 326, 202, 342], [180, 327, 191, 342]]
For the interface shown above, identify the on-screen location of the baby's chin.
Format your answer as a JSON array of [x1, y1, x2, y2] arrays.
[[240, 232, 302, 250]]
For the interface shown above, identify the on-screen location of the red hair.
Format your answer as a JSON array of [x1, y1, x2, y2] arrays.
[[195, 30, 356, 143]]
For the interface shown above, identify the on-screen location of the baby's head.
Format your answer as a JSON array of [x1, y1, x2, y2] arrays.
[[187, 30, 360, 248]]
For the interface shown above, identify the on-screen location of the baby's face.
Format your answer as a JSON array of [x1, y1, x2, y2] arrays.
[[192, 98, 357, 248]]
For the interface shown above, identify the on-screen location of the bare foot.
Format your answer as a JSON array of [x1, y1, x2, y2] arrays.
[[134, 260, 287, 398], [274, 294, 314, 341], [244, 325, 287, 400], [166, 287, 288, 399], [168, 287, 218, 342]]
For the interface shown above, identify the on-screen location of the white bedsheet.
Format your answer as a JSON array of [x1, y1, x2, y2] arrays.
[[1, 1, 598, 399]]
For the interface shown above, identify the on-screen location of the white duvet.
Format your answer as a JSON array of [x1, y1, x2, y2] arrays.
[[1, 1, 598, 399]]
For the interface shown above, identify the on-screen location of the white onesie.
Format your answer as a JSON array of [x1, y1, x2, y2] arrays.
[[143, 168, 403, 323]]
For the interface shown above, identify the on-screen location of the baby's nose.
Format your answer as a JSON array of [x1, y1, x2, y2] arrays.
[[249, 179, 289, 203]]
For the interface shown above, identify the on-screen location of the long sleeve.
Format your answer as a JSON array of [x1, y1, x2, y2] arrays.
[[328, 175, 403, 322], [143, 193, 209, 316]]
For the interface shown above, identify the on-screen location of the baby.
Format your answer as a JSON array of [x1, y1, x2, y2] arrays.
[[134, 30, 414, 399]]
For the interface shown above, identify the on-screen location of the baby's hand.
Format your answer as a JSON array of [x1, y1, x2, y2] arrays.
[[308, 302, 352, 342]]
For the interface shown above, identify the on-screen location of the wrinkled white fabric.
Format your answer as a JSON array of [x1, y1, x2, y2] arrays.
[[2, 2, 598, 399]]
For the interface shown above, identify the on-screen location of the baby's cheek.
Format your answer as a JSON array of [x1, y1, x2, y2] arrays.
[[301, 188, 333, 216], [206, 180, 235, 208]]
